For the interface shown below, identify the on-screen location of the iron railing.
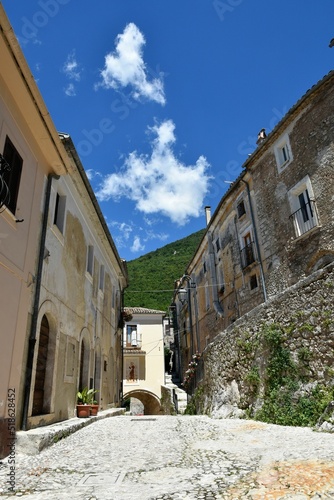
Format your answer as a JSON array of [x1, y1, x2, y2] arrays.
[[289, 200, 318, 237], [240, 241, 256, 269]]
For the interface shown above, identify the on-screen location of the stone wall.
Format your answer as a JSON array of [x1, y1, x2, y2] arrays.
[[200, 263, 334, 421]]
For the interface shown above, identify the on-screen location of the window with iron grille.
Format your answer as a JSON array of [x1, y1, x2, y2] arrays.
[[288, 177, 319, 237], [2, 136, 23, 214], [240, 232, 255, 269]]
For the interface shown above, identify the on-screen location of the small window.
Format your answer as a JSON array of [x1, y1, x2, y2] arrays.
[[274, 133, 292, 172], [2, 136, 23, 214], [250, 275, 258, 290], [215, 238, 220, 252], [288, 178, 319, 237], [99, 264, 105, 291], [241, 232, 255, 268], [203, 261, 207, 274], [54, 192, 66, 233], [237, 200, 246, 218], [87, 245, 94, 275], [126, 325, 140, 347]]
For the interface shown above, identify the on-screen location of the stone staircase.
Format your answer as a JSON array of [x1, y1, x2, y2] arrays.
[[164, 374, 188, 414]]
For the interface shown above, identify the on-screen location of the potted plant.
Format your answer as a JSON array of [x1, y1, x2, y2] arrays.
[[89, 397, 99, 416], [88, 389, 99, 416], [76, 387, 97, 418]]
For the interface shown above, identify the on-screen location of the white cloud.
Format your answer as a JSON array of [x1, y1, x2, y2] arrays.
[[63, 50, 82, 81], [97, 23, 165, 105], [131, 236, 145, 253], [109, 221, 133, 242], [64, 83, 76, 97], [96, 120, 211, 225], [86, 169, 103, 181]]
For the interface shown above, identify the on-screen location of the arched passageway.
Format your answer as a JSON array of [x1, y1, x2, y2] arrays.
[[123, 390, 161, 415]]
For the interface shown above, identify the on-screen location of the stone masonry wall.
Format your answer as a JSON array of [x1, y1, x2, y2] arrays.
[[201, 263, 334, 420]]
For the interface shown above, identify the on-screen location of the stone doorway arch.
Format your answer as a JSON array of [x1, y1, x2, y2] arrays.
[[123, 390, 161, 415]]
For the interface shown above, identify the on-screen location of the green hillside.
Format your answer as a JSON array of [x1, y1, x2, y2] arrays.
[[124, 229, 205, 312]]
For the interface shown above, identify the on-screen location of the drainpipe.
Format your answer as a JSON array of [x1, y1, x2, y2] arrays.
[[120, 288, 125, 405], [207, 231, 224, 317], [186, 280, 194, 356], [21, 173, 59, 430], [241, 179, 267, 302]]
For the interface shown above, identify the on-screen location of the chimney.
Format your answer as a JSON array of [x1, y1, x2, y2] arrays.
[[256, 128, 267, 145], [205, 206, 211, 226]]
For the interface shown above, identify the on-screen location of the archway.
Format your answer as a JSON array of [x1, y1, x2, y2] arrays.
[[32, 315, 56, 415], [78, 330, 90, 391], [123, 390, 161, 415]]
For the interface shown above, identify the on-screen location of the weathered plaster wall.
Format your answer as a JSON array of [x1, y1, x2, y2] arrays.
[[201, 263, 334, 419]]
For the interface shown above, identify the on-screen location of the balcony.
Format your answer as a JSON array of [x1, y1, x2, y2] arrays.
[[240, 241, 256, 269], [289, 200, 318, 237]]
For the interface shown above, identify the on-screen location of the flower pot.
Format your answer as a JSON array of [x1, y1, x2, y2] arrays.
[[76, 404, 90, 418], [90, 404, 99, 416]]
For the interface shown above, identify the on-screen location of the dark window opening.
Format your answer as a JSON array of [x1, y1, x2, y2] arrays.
[[54, 192, 66, 233], [250, 275, 258, 290], [2, 136, 23, 214], [237, 200, 246, 218]]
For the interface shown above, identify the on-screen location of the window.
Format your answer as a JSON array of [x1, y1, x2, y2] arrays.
[[288, 177, 319, 237], [237, 200, 246, 218], [274, 133, 292, 172], [126, 325, 141, 348], [215, 238, 220, 252], [53, 192, 66, 233], [2, 136, 23, 214], [250, 275, 258, 290], [99, 264, 105, 291], [203, 261, 207, 274], [240, 232, 255, 268], [87, 245, 94, 275]]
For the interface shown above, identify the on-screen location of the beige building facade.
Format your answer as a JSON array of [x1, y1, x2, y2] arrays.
[[0, 4, 127, 456], [0, 4, 72, 455], [123, 307, 165, 415], [25, 134, 127, 430]]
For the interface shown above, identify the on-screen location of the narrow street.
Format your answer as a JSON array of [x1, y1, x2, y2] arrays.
[[1, 415, 334, 499]]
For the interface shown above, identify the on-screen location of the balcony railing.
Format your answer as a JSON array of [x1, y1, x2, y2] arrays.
[[289, 200, 318, 237], [240, 241, 256, 269]]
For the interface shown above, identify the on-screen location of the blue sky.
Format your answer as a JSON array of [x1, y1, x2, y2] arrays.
[[2, 0, 334, 261]]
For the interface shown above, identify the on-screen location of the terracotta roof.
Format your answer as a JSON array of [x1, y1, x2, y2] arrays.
[[123, 349, 146, 355], [123, 307, 166, 315]]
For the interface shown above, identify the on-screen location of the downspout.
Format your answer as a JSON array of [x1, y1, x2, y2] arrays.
[[21, 173, 59, 430], [193, 288, 200, 353], [120, 287, 126, 405], [186, 281, 194, 356], [207, 231, 224, 317], [241, 179, 268, 302]]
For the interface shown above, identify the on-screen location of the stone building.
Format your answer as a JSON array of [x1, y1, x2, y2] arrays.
[[173, 70, 334, 387]]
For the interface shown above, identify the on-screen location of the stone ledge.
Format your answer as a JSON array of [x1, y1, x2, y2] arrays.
[[16, 407, 125, 455]]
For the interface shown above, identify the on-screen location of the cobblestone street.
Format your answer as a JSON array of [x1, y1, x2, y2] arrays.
[[1, 415, 334, 500]]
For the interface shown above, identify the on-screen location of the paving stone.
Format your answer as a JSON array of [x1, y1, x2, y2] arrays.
[[0, 415, 334, 499]]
